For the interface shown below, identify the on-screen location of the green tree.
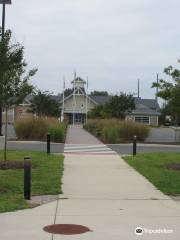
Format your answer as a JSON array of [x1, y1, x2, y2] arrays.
[[152, 60, 180, 125], [90, 90, 109, 96], [29, 90, 60, 117], [105, 93, 135, 118], [89, 93, 135, 119], [61, 88, 73, 97], [0, 29, 37, 160], [88, 105, 110, 119]]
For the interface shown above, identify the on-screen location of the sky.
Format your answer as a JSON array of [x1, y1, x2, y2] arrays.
[[4, 0, 180, 99]]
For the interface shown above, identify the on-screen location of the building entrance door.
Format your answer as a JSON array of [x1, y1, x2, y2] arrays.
[[75, 114, 84, 124]]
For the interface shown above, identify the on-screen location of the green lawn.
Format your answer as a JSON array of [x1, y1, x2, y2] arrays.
[[0, 151, 64, 213], [123, 152, 180, 196]]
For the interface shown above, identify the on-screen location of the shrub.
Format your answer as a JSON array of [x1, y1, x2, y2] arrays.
[[118, 121, 150, 142], [15, 118, 67, 142], [84, 119, 150, 143], [48, 123, 67, 143], [15, 118, 48, 141]]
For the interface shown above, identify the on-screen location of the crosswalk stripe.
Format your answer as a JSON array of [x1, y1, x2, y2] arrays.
[[65, 144, 107, 148], [65, 146, 109, 149], [64, 144, 116, 155]]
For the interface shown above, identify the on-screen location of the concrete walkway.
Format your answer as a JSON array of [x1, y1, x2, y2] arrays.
[[65, 125, 102, 144], [0, 125, 180, 239], [57, 126, 180, 239]]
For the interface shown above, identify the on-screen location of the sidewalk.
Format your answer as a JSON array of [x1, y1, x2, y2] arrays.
[[57, 126, 180, 239], [65, 125, 102, 144], [0, 125, 180, 239]]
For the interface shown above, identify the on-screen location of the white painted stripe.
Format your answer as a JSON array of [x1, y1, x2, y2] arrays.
[[64, 149, 112, 153], [64, 151, 115, 154], [64, 146, 110, 150], [65, 144, 105, 147], [64, 143, 116, 154], [64, 150, 114, 153]]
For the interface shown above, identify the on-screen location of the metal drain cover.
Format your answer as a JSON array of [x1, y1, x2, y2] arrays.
[[43, 224, 92, 235]]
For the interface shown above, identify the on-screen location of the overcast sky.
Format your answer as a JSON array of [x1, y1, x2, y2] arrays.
[[5, 0, 180, 98]]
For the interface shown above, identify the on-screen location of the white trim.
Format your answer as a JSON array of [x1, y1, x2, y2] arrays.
[[60, 93, 98, 105]]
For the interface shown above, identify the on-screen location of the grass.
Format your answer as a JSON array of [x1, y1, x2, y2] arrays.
[[123, 152, 180, 196], [0, 150, 64, 213]]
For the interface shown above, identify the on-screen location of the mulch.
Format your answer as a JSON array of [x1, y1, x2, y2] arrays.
[[0, 187, 8, 193], [0, 161, 24, 170], [166, 163, 180, 171]]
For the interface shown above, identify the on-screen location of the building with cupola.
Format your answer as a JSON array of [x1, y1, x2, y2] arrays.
[[60, 76, 160, 125]]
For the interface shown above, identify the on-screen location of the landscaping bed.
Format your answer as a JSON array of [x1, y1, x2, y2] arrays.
[[0, 160, 25, 170], [0, 150, 64, 213], [84, 119, 150, 143], [123, 152, 180, 195], [14, 118, 67, 143]]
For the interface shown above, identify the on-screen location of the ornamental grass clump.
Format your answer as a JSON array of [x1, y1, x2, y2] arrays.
[[15, 117, 67, 142], [118, 121, 150, 142], [15, 118, 48, 141], [84, 119, 150, 143]]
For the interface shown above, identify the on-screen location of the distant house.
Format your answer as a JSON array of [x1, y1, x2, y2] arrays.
[[60, 77, 160, 126]]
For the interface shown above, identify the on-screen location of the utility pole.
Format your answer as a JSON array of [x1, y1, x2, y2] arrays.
[[156, 74, 159, 102], [2, 0, 5, 37], [72, 71, 76, 126], [0, 0, 12, 136], [61, 77, 65, 122], [86, 77, 88, 123], [138, 79, 140, 98]]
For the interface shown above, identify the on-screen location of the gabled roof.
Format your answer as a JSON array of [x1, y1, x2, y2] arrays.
[[90, 96, 111, 105], [21, 94, 62, 105], [22, 94, 160, 116], [71, 77, 86, 84], [129, 108, 160, 116], [134, 98, 160, 110], [90, 96, 160, 115]]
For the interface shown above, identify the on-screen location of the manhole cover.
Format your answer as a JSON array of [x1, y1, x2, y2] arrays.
[[43, 224, 92, 235]]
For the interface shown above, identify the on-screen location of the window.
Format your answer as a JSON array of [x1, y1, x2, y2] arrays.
[[135, 116, 150, 125]]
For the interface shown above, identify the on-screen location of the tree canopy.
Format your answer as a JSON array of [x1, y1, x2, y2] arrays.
[[0, 28, 37, 160], [0, 29, 37, 108], [29, 90, 60, 117], [89, 93, 135, 119], [152, 60, 180, 125], [63, 88, 73, 97], [90, 90, 109, 96]]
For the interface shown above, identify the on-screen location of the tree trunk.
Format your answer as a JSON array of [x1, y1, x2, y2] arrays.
[[4, 107, 8, 161]]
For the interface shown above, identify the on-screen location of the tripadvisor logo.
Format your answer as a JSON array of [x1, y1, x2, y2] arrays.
[[135, 227, 174, 235], [135, 227, 144, 236]]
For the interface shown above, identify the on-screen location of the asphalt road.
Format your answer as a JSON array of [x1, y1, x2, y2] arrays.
[[6, 141, 180, 155], [7, 141, 64, 153], [4, 125, 180, 154], [108, 144, 180, 155]]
